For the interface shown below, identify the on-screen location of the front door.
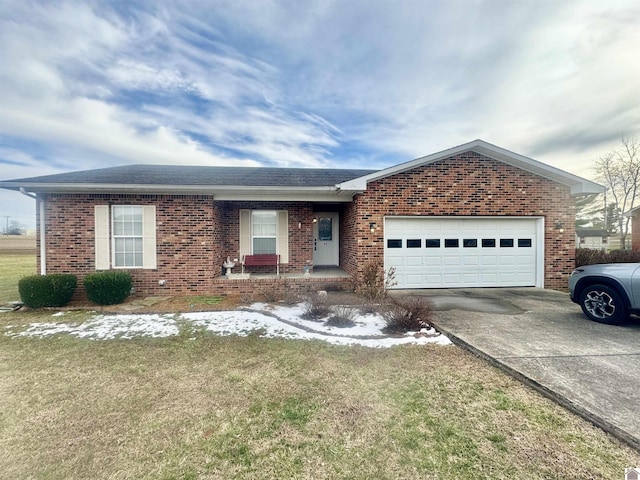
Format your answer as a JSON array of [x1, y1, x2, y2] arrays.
[[313, 212, 339, 266]]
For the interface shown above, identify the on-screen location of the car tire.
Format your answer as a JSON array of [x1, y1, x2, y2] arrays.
[[578, 284, 628, 325]]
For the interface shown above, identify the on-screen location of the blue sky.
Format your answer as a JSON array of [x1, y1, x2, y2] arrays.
[[1, 0, 639, 229]]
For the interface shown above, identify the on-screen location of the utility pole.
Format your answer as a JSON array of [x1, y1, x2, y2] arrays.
[[2, 216, 9, 235]]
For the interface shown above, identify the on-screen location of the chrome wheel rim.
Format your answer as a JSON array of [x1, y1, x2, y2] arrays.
[[584, 290, 616, 319]]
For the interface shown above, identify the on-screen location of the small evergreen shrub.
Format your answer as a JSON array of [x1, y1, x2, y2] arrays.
[[18, 274, 77, 308], [83, 271, 133, 305], [382, 296, 434, 334]]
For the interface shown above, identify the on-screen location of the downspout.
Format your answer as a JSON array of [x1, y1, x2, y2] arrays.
[[19, 188, 45, 275]]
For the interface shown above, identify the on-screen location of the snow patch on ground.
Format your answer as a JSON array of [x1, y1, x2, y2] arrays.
[[3, 303, 451, 348]]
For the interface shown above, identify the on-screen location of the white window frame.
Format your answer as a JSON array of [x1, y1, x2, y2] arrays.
[[112, 205, 144, 268], [239, 209, 289, 263], [94, 205, 156, 270], [251, 210, 278, 255]]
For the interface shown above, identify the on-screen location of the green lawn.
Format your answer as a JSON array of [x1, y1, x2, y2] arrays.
[[0, 253, 36, 303]]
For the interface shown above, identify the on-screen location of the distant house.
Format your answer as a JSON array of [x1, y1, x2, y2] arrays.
[[623, 205, 640, 251], [575, 228, 609, 250], [0, 139, 604, 297]]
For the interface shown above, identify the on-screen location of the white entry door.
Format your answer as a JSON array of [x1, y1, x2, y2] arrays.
[[313, 212, 339, 266]]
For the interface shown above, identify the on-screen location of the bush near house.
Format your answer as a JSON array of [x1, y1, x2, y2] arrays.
[[18, 274, 77, 308], [382, 295, 435, 334], [84, 271, 133, 305], [575, 248, 640, 267]]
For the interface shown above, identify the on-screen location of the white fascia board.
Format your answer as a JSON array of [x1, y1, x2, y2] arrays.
[[3, 183, 358, 202], [336, 139, 605, 196]]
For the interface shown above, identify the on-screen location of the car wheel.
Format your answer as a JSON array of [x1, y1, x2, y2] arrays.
[[578, 284, 628, 325]]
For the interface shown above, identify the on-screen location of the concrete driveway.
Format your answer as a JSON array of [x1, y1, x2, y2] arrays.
[[399, 288, 640, 450]]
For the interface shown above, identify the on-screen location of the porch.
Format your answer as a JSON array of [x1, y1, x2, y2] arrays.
[[211, 267, 353, 296]]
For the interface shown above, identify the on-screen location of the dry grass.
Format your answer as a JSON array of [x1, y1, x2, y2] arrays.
[[0, 252, 36, 304], [0, 247, 638, 478], [0, 318, 637, 479]]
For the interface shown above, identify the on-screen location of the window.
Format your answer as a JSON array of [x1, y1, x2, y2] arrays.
[[445, 239, 459, 248], [387, 239, 402, 248], [482, 238, 496, 247], [425, 239, 440, 248], [94, 205, 156, 270], [463, 239, 477, 248], [500, 238, 514, 247], [113, 206, 143, 267], [318, 217, 333, 241], [407, 239, 421, 248], [518, 238, 532, 248], [239, 210, 289, 263], [252, 211, 277, 254]]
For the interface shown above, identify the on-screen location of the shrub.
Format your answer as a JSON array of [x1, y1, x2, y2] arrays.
[[302, 293, 332, 320], [575, 248, 640, 267], [83, 271, 133, 305], [18, 274, 77, 308], [325, 305, 358, 328], [382, 296, 434, 334], [355, 261, 397, 303]]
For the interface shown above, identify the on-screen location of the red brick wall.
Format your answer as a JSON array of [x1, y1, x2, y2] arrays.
[[342, 152, 575, 290], [38, 195, 321, 297], [39, 193, 221, 296], [632, 212, 640, 251], [219, 201, 315, 274]]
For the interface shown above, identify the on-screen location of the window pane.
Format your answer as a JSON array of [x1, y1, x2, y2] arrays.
[[318, 217, 332, 241], [518, 238, 532, 248], [253, 238, 276, 254], [113, 215, 144, 268], [463, 239, 477, 248], [500, 238, 514, 247], [482, 238, 496, 247], [251, 211, 277, 249], [445, 239, 459, 248], [387, 239, 402, 248], [426, 239, 440, 248], [407, 239, 421, 248]]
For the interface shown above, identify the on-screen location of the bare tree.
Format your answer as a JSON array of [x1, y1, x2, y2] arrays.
[[594, 136, 640, 249]]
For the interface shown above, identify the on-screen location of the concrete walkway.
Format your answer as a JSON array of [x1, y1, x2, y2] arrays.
[[402, 288, 640, 451]]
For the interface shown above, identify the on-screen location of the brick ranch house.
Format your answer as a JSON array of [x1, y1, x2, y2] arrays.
[[624, 205, 640, 251], [0, 140, 603, 297]]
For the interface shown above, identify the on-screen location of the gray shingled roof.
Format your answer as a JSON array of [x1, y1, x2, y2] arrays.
[[2, 164, 377, 188]]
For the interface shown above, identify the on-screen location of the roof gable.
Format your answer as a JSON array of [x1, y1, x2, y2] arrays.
[[337, 139, 604, 196]]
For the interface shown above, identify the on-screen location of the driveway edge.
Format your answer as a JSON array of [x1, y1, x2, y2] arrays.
[[432, 320, 640, 452]]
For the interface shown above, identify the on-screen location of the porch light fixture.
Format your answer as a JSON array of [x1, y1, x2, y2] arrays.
[[313, 217, 317, 223], [555, 222, 564, 233], [369, 222, 376, 233]]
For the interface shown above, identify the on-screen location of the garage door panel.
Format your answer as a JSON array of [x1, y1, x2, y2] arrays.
[[405, 256, 423, 267], [463, 256, 480, 266], [385, 217, 539, 288], [425, 257, 442, 266], [443, 256, 461, 265]]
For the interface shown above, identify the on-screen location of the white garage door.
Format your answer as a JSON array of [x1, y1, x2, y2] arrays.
[[384, 217, 541, 288]]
